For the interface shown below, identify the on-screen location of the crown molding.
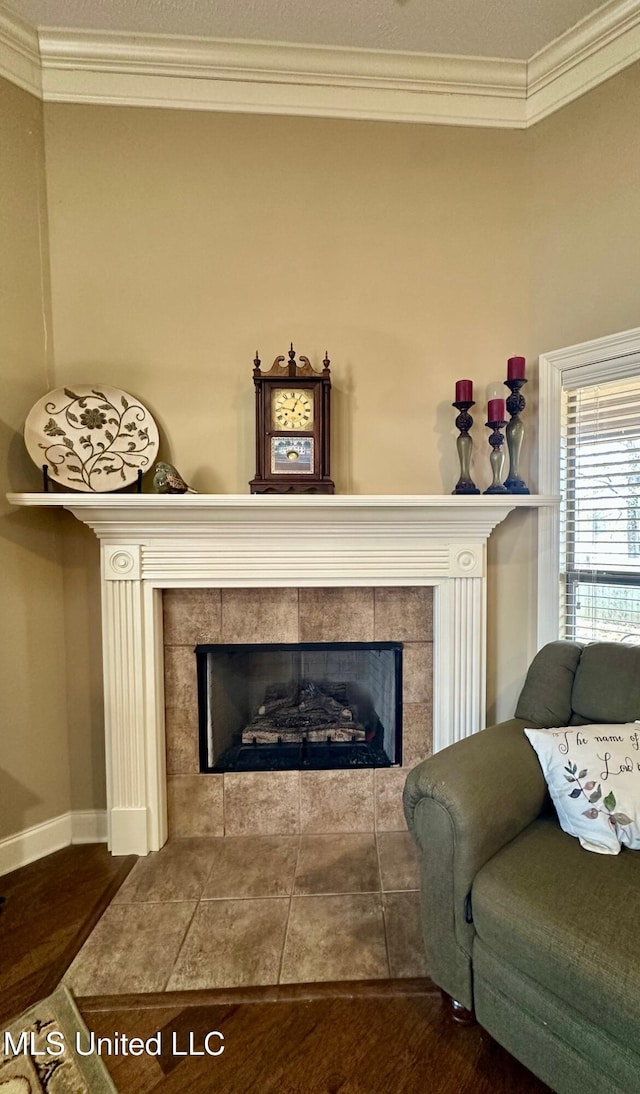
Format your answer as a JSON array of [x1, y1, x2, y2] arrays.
[[0, 5, 40, 97], [37, 32, 527, 128], [527, 0, 640, 124], [1, 0, 640, 127]]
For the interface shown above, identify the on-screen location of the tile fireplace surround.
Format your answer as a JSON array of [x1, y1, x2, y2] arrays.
[[163, 585, 432, 839], [8, 493, 554, 856]]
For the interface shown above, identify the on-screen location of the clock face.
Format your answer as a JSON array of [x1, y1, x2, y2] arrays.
[[271, 388, 314, 431]]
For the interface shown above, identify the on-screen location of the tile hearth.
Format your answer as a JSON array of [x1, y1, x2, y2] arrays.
[[63, 831, 426, 995]]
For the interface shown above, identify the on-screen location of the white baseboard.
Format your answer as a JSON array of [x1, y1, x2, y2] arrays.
[[70, 810, 108, 845], [0, 810, 108, 877]]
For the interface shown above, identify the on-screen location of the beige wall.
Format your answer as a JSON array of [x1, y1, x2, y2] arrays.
[[42, 105, 533, 750], [0, 77, 71, 839], [43, 108, 531, 494], [4, 61, 639, 830], [531, 64, 640, 357]]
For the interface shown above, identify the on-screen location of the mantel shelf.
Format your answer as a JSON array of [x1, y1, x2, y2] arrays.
[[8, 492, 560, 503], [7, 492, 558, 512], [7, 492, 558, 543], [7, 492, 558, 542]]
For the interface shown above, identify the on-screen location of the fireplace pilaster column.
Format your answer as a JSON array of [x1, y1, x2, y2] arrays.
[[101, 544, 154, 855], [432, 545, 486, 753]]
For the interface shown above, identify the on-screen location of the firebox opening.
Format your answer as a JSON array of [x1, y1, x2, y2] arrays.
[[196, 642, 403, 772]]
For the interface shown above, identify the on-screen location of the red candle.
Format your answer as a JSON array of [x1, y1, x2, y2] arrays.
[[488, 398, 505, 422], [507, 356, 526, 380], [455, 379, 473, 402]]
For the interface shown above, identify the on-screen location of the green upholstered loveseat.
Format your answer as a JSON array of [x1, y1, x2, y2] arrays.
[[403, 640, 640, 1094]]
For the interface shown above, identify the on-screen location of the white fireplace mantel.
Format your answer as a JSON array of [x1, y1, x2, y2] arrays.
[[8, 492, 557, 855]]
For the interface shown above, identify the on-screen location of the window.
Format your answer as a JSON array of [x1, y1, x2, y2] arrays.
[[538, 328, 640, 648], [562, 376, 640, 642]]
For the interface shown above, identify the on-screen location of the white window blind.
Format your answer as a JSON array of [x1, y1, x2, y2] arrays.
[[562, 375, 640, 642]]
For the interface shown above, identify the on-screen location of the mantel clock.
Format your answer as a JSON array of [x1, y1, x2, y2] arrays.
[[249, 344, 335, 494]]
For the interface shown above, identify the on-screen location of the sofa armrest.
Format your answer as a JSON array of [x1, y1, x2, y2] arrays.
[[403, 718, 547, 1010]]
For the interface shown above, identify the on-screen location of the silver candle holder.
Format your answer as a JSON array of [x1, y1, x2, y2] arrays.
[[503, 377, 530, 494], [452, 400, 480, 495], [483, 414, 508, 494]]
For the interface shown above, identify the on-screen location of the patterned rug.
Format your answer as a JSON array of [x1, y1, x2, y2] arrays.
[[1, 986, 117, 1093]]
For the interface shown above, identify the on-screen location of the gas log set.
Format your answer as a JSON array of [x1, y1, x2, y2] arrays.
[[242, 680, 368, 745]]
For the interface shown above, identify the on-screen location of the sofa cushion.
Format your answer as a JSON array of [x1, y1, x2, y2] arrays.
[[524, 722, 640, 854], [472, 818, 640, 1052], [474, 941, 639, 1094], [571, 642, 640, 724], [514, 640, 583, 727]]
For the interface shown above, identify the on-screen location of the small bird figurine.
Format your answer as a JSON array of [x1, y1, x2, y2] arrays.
[[152, 461, 197, 494]]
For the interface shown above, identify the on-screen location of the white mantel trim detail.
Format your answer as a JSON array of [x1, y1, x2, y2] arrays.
[[2, 0, 640, 128], [9, 493, 556, 855]]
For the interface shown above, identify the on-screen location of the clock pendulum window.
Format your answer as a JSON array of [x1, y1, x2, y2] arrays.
[[249, 343, 335, 494]]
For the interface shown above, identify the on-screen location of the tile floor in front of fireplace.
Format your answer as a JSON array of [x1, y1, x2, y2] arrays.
[[63, 831, 427, 995]]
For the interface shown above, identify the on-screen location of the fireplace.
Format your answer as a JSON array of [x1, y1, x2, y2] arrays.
[[7, 493, 540, 854], [197, 641, 403, 772]]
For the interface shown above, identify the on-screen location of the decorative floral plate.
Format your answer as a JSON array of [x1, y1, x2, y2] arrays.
[[24, 385, 160, 492]]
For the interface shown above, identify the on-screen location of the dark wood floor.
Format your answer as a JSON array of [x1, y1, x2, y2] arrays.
[[0, 845, 550, 1094], [81, 987, 550, 1093], [0, 842, 135, 1025]]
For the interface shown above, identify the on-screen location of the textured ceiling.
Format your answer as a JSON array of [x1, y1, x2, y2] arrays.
[[4, 0, 608, 59]]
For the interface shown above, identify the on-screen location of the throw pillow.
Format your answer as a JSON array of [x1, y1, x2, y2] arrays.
[[524, 722, 640, 854]]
